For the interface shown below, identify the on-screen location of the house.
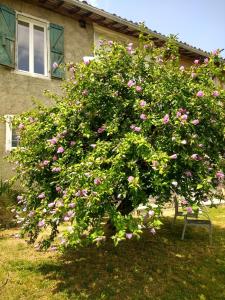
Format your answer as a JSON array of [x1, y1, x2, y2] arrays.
[[0, 0, 208, 179]]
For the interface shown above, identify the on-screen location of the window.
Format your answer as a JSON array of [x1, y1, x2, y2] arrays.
[[17, 15, 48, 76], [5, 115, 19, 151]]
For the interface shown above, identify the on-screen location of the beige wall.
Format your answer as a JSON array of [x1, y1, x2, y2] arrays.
[[0, 0, 94, 179]]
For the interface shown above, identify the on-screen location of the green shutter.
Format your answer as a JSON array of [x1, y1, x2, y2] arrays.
[[0, 4, 15, 68], [50, 23, 64, 79]]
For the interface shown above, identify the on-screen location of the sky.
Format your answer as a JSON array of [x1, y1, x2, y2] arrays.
[[87, 0, 225, 57]]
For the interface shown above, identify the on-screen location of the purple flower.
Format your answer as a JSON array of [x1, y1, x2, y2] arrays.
[[108, 40, 113, 46], [97, 127, 105, 134], [191, 119, 200, 125], [212, 91, 219, 97], [82, 89, 88, 96], [48, 137, 58, 145], [28, 211, 35, 217], [56, 186, 62, 193], [126, 233, 133, 239], [17, 195, 23, 201], [191, 154, 201, 161], [163, 114, 169, 124], [150, 228, 156, 235], [57, 146, 64, 154], [52, 62, 58, 69], [52, 167, 61, 173], [43, 160, 50, 166], [212, 49, 219, 56], [194, 59, 199, 65], [140, 113, 147, 120], [170, 154, 177, 160], [83, 57, 91, 65], [196, 91, 204, 97], [69, 203, 76, 208], [140, 100, 147, 107], [18, 123, 25, 130], [128, 176, 134, 183], [187, 207, 193, 214], [38, 220, 45, 227], [48, 202, 55, 208], [127, 80, 135, 88], [81, 189, 88, 197], [179, 66, 185, 71], [216, 171, 224, 180], [134, 126, 141, 132], [130, 124, 135, 130], [184, 171, 192, 177], [38, 192, 45, 199], [136, 86, 142, 92], [94, 178, 101, 185], [148, 210, 154, 217], [181, 114, 188, 122]]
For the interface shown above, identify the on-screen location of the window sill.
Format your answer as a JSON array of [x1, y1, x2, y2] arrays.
[[12, 69, 51, 80]]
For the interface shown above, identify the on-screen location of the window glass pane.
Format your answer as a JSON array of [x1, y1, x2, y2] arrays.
[[18, 21, 29, 71], [34, 25, 45, 75], [11, 128, 19, 148]]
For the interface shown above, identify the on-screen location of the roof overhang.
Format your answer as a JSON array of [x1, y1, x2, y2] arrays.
[[25, 0, 209, 59]]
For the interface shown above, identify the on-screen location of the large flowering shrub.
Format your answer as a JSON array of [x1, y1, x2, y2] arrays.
[[9, 36, 225, 249]]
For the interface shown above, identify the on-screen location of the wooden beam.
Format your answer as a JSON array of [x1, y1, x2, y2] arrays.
[[55, 0, 64, 8]]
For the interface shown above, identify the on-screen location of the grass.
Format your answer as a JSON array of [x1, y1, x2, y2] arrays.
[[0, 206, 225, 300]]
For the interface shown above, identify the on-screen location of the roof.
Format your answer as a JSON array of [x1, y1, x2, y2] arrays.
[[30, 0, 209, 59]]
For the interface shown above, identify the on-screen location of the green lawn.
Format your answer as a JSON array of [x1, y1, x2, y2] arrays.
[[0, 206, 225, 300]]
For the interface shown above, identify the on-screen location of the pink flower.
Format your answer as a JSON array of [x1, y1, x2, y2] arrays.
[[130, 125, 135, 130], [163, 114, 169, 124], [49, 137, 58, 145], [70, 141, 76, 146], [136, 86, 142, 92], [81, 189, 88, 197], [43, 160, 50, 166], [150, 228, 156, 235], [48, 202, 55, 208], [184, 170, 192, 177], [38, 220, 45, 227], [128, 176, 134, 183], [181, 199, 188, 205], [38, 192, 45, 199], [52, 62, 58, 69], [17, 195, 23, 201], [194, 59, 199, 65], [181, 114, 188, 122], [97, 127, 105, 134], [191, 119, 199, 125], [204, 58, 209, 64], [82, 89, 88, 96], [53, 155, 58, 161], [52, 167, 61, 173], [191, 72, 197, 78], [127, 80, 135, 88], [56, 186, 62, 193], [69, 203, 76, 208], [170, 154, 177, 160], [140, 100, 147, 107], [187, 207, 193, 214], [216, 171, 224, 180], [148, 210, 154, 217], [94, 178, 101, 185], [179, 66, 185, 71], [196, 91, 204, 97], [212, 49, 219, 56], [83, 57, 91, 65], [108, 40, 113, 46], [18, 123, 25, 130], [191, 154, 201, 161], [57, 146, 64, 154], [126, 233, 133, 239], [140, 113, 147, 120], [134, 126, 141, 132], [212, 91, 219, 97]]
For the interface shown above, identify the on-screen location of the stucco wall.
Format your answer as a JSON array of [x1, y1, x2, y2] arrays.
[[0, 0, 94, 179]]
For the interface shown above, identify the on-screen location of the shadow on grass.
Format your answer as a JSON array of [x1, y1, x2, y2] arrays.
[[30, 217, 225, 300]]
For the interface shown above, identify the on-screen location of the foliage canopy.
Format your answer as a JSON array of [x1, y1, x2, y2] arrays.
[[9, 35, 225, 249]]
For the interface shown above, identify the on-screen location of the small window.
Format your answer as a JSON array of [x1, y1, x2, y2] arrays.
[[17, 15, 48, 76], [5, 115, 20, 151]]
